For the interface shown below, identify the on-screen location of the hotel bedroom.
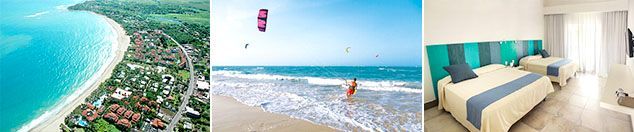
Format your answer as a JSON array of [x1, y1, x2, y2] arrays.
[[424, 0, 634, 131]]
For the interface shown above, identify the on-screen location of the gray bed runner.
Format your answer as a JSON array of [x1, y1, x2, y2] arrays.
[[547, 59, 571, 76], [466, 73, 542, 129]]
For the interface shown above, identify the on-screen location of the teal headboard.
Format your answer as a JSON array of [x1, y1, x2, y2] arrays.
[[426, 40, 543, 98]]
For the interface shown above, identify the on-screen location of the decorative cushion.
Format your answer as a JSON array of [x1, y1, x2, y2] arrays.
[[443, 63, 478, 84], [540, 49, 551, 58]]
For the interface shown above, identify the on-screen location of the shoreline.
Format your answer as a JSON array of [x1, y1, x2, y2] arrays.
[[212, 95, 336, 132], [27, 14, 130, 131]]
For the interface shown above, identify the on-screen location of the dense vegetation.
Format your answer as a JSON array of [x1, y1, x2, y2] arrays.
[[92, 119, 120, 132], [69, 0, 209, 43], [69, 0, 210, 73]]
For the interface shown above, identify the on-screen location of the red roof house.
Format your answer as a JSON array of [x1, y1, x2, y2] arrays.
[[117, 119, 132, 128]]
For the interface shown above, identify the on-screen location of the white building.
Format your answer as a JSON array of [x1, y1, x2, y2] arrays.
[[161, 74, 175, 84], [111, 88, 132, 100], [196, 81, 209, 90], [162, 90, 170, 95], [157, 96, 164, 104], [185, 106, 200, 117]]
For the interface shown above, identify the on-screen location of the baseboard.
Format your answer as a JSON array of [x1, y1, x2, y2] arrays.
[[424, 100, 438, 110]]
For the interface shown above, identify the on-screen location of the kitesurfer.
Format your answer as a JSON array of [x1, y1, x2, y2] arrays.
[[347, 78, 358, 97]]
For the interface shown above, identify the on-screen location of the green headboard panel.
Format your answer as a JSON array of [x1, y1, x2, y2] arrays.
[[426, 40, 543, 98]]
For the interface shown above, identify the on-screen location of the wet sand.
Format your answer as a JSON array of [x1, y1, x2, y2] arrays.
[[212, 95, 336, 132]]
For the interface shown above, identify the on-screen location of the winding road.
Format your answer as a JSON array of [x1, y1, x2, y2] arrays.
[[165, 34, 197, 131]]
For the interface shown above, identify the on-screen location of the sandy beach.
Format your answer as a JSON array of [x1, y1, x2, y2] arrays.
[[212, 95, 336, 132], [29, 14, 130, 131]]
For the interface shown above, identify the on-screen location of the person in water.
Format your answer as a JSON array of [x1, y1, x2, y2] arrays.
[[347, 78, 358, 97]]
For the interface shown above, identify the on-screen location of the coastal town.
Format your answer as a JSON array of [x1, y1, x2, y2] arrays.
[[61, 0, 210, 131]]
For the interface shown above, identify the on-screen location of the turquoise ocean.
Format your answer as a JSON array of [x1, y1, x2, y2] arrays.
[[0, 0, 117, 131]]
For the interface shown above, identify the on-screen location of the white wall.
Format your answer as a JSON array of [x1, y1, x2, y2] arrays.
[[544, 0, 628, 14], [423, 46, 435, 103], [424, 0, 544, 45], [423, 0, 545, 103], [630, 0, 634, 28]]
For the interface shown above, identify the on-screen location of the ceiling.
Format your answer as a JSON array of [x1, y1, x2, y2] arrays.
[[544, 0, 621, 6]]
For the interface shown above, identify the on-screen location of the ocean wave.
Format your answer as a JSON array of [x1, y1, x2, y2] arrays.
[[25, 11, 50, 18], [360, 86, 422, 93], [213, 78, 422, 131], [378, 67, 418, 72], [213, 70, 422, 93], [214, 85, 399, 131], [56, 4, 72, 11]]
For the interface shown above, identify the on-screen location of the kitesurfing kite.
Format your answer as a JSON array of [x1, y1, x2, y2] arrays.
[[258, 9, 268, 32], [245, 43, 249, 49], [345, 47, 351, 54]]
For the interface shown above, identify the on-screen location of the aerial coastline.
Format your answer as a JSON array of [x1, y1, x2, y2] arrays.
[[28, 13, 131, 132], [37, 0, 212, 131]]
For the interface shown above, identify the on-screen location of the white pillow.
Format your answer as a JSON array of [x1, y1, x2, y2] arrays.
[[522, 55, 542, 61], [519, 55, 542, 66], [473, 64, 506, 75]]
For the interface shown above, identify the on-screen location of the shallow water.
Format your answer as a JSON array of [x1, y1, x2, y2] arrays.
[[0, 0, 116, 131]]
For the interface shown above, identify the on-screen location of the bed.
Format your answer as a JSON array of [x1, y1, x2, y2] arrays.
[[437, 64, 554, 132], [519, 55, 578, 86]]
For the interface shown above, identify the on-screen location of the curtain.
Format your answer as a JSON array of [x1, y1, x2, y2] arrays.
[[544, 14, 565, 58], [599, 11, 628, 77], [544, 11, 628, 77], [564, 12, 603, 74]]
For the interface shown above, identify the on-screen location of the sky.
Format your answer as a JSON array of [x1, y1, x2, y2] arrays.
[[212, 0, 422, 66]]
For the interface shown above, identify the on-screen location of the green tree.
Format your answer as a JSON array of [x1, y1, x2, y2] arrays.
[[92, 119, 120, 132]]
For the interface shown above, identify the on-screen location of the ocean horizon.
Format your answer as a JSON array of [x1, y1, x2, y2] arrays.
[[0, 0, 117, 131]]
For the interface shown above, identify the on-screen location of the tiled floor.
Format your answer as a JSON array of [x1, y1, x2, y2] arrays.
[[424, 74, 633, 132]]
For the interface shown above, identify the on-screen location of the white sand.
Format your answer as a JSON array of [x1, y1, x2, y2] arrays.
[[29, 14, 130, 131], [212, 95, 336, 132]]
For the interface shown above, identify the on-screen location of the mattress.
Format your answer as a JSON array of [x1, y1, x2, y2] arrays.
[[519, 55, 578, 86], [437, 64, 554, 132]]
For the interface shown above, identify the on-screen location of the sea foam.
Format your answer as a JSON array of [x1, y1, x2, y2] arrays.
[[213, 70, 422, 93], [25, 11, 50, 18], [213, 67, 423, 131]]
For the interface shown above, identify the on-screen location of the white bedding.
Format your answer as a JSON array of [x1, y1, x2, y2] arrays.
[[437, 64, 554, 132], [519, 55, 578, 86]]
